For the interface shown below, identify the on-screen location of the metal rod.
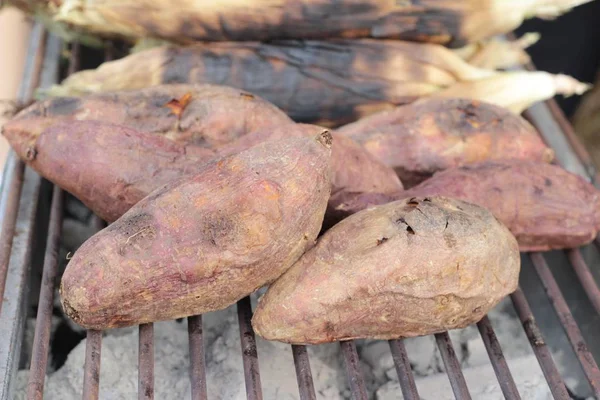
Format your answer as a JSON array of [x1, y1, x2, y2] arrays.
[[510, 287, 570, 399], [291, 345, 316, 400], [82, 330, 102, 400], [340, 341, 368, 400], [476, 317, 521, 399], [26, 187, 63, 399], [434, 332, 472, 400], [68, 42, 81, 76], [388, 340, 420, 400], [566, 249, 600, 315], [188, 315, 207, 400], [0, 159, 25, 311], [138, 323, 154, 400], [530, 253, 600, 397], [237, 297, 263, 400]]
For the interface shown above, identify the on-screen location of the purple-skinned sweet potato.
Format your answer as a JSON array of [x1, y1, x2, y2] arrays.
[[252, 196, 520, 344], [60, 131, 332, 329], [336, 98, 554, 187], [12, 120, 215, 222], [2, 84, 292, 156], [330, 161, 600, 251]]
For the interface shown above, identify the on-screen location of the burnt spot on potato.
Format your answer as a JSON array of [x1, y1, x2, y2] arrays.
[[396, 217, 416, 235], [545, 178, 552, 187], [376, 237, 388, 246], [201, 213, 236, 246]]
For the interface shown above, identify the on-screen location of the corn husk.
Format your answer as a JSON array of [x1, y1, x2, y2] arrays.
[[572, 71, 600, 167], [429, 71, 591, 113], [44, 39, 496, 126], [453, 33, 540, 69], [47, 0, 592, 47]]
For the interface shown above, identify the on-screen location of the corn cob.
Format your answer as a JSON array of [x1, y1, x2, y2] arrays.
[[429, 71, 592, 114], [44, 39, 495, 126], [41, 0, 592, 47], [452, 33, 540, 69]]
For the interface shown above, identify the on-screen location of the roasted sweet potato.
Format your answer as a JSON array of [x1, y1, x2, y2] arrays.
[[330, 161, 600, 251], [60, 132, 333, 329], [337, 98, 554, 187], [3, 84, 292, 151], [252, 196, 520, 344], [11, 121, 216, 222]]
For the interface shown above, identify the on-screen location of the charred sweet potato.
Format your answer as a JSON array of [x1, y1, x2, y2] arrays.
[[252, 196, 520, 344], [13, 121, 215, 222], [2, 84, 292, 153], [60, 132, 332, 329], [337, 99, 554, 187], [331, 161, 600, 251]]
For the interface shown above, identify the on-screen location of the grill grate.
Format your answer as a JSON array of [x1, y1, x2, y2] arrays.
[[1, 28, 600, 400]]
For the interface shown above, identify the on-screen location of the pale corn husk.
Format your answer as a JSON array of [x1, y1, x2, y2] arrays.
[[453, 33, 540, 69], [43, 39, 497, 125], [51, 0, 592, 46], [429, 71, 592, 113], [572, 71, 600, 167]]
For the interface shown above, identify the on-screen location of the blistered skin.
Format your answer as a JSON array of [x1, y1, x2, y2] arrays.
[[2, 84, 293, 153], [331, 161, 600, 251], [337, 98, 554, 187], [252, 196, 520, 344], [60, 132, 332, 330]]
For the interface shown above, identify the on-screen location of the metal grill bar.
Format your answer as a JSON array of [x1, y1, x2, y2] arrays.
[[510, 287, 570, 399], [187, 315, 207, 400], [530, 252, 600, 396], [476, 317, 521, 399], [291, 345, 316, 400], [138, 323, 154, 400], [340, 340, 368, 400], [434, 332, 471, 399], [26, 187, 63, 399], [82, 330, 102, 400], [237, 297, 263, 400], [389, 339, 420, 400], [0, 22, 47, 311], [566, 249, 600, 315]]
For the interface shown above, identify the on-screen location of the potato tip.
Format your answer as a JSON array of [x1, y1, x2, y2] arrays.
[[316, 129, 333, 149]]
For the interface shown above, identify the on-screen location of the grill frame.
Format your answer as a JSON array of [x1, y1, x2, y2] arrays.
[[0, 29, 600, 400]]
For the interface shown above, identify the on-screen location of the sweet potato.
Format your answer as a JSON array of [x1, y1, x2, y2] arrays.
[[330, 161, 600, 251], [336, 98, 554, 187], [252, 196, 520, 344], [3, 84, 292, 152], [13, 120, 216, 222], [60, 132, 333, 329]]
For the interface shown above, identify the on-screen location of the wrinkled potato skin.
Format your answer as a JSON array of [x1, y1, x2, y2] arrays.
[[60, 133, 332, 330], [331, 161, 600, 251], [2, 84, 292, 154], [252, 197, 520, 344], [337, 99, 554, 187], [21, 121, 215, 222]]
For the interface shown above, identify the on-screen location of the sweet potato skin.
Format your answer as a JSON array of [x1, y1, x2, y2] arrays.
[[60, 133, 332, 329], [19, 121, 215, 222], [331, 161, 600, 251], [337, 99, 554, 187], [3, 84, 292, 152], [252, 196, 520, 344]]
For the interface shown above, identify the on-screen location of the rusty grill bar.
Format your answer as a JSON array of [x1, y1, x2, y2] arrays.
[[0, 28, 599, 400]]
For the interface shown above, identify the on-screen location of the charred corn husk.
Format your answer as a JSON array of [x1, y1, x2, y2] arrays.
[[429, 71, 591, 113], [453, 33, 540, 69], [19, 0, 587, 47], [44, 40, 496, 126]]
